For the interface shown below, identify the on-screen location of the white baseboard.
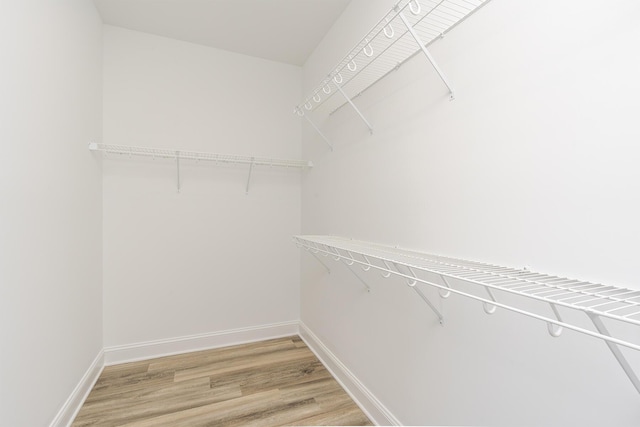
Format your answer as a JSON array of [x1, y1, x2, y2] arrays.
[[49, 349, 104, 427], [104, 321, 299, 365], [52, 321, 397, 427], [299, 322, 401, 426]]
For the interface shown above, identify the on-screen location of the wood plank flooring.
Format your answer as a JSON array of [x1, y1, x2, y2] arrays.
[[72, 336, 373, 426]]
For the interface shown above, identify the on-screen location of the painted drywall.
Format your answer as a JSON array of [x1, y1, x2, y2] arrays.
[[102, 26, 302, 348], [0, 1, 103, 426], [301, 0, 640, 425]]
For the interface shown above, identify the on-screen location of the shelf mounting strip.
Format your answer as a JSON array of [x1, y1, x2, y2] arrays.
[[293, 235, 640, 395], [89, 143, 312, 194], [295, 0, 491, 146]]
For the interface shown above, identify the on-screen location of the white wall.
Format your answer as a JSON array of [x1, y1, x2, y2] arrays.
[[0, 1, 103, 426], [301, 0, 640, 425], [102, 26, 302, 348]]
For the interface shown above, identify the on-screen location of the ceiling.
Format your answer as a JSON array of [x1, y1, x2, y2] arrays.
[[93, 0, 353, 66]]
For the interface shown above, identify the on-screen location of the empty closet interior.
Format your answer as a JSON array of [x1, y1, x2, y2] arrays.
[[2, 0, 640, 426]]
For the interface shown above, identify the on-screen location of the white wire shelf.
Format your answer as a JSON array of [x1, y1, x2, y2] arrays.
[[294, 235, 640, 394], [295, 0, 491, 146], [89, 143, 312, 193]]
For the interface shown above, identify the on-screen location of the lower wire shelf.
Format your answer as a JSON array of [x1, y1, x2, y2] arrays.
[[293, 235, 640, 395]]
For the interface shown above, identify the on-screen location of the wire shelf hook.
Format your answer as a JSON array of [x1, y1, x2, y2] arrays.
[[383, 17, 394, 38], [482, 287, 498, 314], [347, 56, 357, 72], [363, 39, 374, 57], [547, 303, 564, 337], [406, 265, 419, 287], [439, 275, 452, 298], [313, 93, 321, 103], [304, 102, 312, 110], [329, 246, 341, 261], [409, 0, 421, 15], [483, 302, 497, 315], [323, 84, 332, 94], [333, 73, 343, 84], [381, 259, 393, 278], [361, 254, 372, 271]]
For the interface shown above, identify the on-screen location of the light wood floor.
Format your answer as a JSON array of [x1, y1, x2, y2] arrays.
[[72, 336, 373, 426]]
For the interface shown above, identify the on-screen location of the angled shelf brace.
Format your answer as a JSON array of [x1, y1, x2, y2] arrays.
[[89, 143, 312, 194], [295, 0, 490, 147], [293, 235, 640, 395]]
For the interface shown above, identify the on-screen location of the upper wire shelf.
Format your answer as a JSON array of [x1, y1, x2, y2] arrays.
[[295, 0, 489, 123], [89, 143, 311, 194], [294, 235, 640, 394]]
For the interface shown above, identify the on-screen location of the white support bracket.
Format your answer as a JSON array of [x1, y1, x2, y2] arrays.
[[395, 262, 444, 325], [334, 82, 374, 134], [310, 251, 331, 274], [397, 9, 455, 100], [245, 157, 254, 195], [176, 151, 181, 193], [587, 312, 640, 394], [301, 111, 333, 151], [344, 262, 371, 292]]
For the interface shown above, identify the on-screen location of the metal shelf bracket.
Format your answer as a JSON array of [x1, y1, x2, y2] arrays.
[[334, 82, 374, 134], [296, 107, 333, 151], [396, 7, 455, 100]]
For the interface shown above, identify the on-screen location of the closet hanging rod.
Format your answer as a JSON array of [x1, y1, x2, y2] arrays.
[[88, 143, 313, 169], [294, 235, 640, 394]]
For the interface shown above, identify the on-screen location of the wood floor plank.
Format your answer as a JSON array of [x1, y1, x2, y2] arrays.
[[73, 378, 243, 427], [84, 369, 175, 403], [121, 389, 282, 427], [295, 403, 373, 426], [72, 336, 372, 426], [147, 338, 297, 373], [218, 397, 320, 427], [174, 346, 315, 382], [214, 357, 330, 395]]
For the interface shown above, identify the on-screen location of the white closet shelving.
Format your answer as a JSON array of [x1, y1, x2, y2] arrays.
[[89, 143, 312, 194], [294, 235, 640, 394], [295, 0, 491, 147]]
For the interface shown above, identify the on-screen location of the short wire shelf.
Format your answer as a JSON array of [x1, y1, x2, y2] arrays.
[[89, 143, 312, 193]]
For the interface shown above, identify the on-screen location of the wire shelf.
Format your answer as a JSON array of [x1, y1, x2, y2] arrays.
[[295, 0, 490, 119], [294, 235, 640, 394], [89, 143, 311, 194], [89, 143, 312, 169]]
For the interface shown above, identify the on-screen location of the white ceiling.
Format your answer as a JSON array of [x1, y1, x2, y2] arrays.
[[93, 0, 352, 66]]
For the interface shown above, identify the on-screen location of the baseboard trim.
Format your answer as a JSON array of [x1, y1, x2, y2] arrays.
[[49, 349, 104, 427], [103, 321, 300, 366], [299, 322, 401, 426]]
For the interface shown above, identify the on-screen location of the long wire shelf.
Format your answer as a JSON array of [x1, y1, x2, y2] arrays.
[[89, 143, 312, 193], [294, 235, 640, 395], [295, 0, 491, 147]]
